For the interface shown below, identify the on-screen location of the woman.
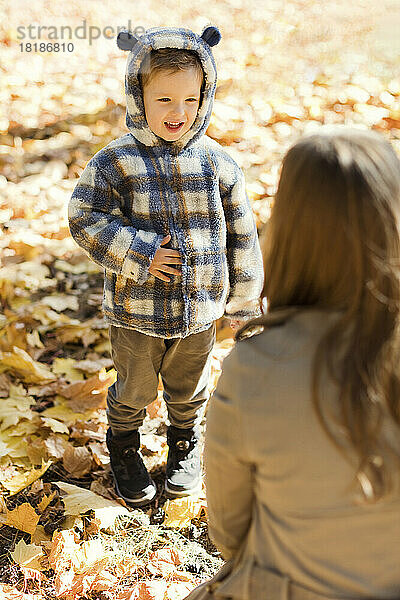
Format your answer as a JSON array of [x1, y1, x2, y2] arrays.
[[195, 128, 400, 599]]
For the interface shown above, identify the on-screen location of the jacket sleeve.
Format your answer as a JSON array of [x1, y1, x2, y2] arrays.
[[204, 348, 255, 560], [219, 156, 264, 319], [68, 157, 164, 285]]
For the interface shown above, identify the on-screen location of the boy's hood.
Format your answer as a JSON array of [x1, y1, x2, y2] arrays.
[[117, 26, 220, 152]]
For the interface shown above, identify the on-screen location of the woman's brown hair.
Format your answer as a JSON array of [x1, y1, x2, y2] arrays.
[[239, 128, 400, 500]]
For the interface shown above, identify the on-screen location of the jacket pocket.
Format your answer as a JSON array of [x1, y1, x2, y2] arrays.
[[114, 274, 127, 306]]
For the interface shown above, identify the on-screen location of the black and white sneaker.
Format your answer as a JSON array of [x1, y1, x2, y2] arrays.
[[165, 426, 202, 497], [106, 428, 157, 507]]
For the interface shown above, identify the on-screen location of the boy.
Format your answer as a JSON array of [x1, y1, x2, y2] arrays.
[[68, 25, 263, 507]]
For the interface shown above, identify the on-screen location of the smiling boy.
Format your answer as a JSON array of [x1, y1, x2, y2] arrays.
[[68, 26, 263, 507]]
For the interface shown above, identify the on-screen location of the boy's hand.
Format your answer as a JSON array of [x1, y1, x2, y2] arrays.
[[230, 318, 245, 332], [149, 235, 182, 282]]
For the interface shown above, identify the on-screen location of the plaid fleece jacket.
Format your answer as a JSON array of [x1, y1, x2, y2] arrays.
[[68, 26, 263, 338]]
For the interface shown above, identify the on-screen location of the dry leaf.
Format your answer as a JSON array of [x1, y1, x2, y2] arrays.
[[163, 496, 206, 529], [40, 417, 70, 434], [62, 445, 93, 477], [43, 434, 69, 459], [59, 368, 116, 412], [70, 421, 106, 442], [119, 580, 167, 600], [0, 384, 36, 430], [48, 530, 82, 572], [0, 373, 11, 397], [55, 481, 130, 528], [26, 438, 48, 465], [147, 548, 181, 577], [165, 581, 197, 599], [0, 460, 52, 494], [73, 358, 113, 373], [0, 583, 43, 599], [51, 358, 84, 382], [41, 294, 79, 312], [0, 347, 55, 383], [20, 567, 46, 587], [31, 525, 52, 546], [88, 441, 110, 465], [37, 491, 56, 513], [6, 503, 40, 535], [11, 539, 44, 569]]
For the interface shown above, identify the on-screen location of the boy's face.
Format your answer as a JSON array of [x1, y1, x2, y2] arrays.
[[142, 67, 202, 141]]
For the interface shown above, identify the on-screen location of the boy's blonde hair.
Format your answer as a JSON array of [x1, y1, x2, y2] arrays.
[[138, 48, 204, 89]]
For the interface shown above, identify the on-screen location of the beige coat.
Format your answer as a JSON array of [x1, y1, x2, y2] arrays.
[[203, 309, 400, 599]]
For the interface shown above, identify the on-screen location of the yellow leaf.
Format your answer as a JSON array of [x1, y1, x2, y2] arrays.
[[6, 503, 40, 535], [42, 399, 97, 426], [54, 481, 129, 528], [37, 491, 56, 513], [11, 539, 44, 568], [0, 347, 55, 383], [0, 384, 36, 430], [31, 525, 52, 546], [51, 358, 84, 381], [1, 460, 52, 495], [41, 294, 79, 312], [163, 496, 206, 529], [40, 417, 69, 434]]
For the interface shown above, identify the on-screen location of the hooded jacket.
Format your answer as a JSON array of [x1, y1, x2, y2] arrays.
[[68, 26, 263, 338]]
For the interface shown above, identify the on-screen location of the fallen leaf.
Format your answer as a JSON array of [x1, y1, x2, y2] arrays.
[[59, 368, 116, 412], [42, 399, 98, 426], [147, 548, 181, 577], [37, 491, 56, 513], [31, 525, 52, 546], [48, 530, 81, 572], [88, 441, 110, 465], [62, 445, 93, 477], [26, 438, 48, 465], [73, 358, 113, 373], [0, 460, 52, 494], [0, 347, 55, 383], [165, 581, 197, 599], [43, 434, 69, 459], [54, 481, 129, 528], [119, 580, 167, 600], [20, 567, 46, 587], [0, 583, 43, 599], [11, 539, 44, 568], [41, 294, 79, 312], [51, 358, 84, 382], [163, 496, 206, 529], [6, 503, 40, 535], [0, 373, 11, 397], [40, 417, 70, 434], [0, 384, 36, 430]]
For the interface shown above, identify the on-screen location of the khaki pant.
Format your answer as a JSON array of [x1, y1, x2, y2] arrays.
[[107, 323, 216, 434]]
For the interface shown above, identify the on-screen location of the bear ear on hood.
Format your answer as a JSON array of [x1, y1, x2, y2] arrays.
[[201, 25, 221, 47], [117, 30, 140, 51]]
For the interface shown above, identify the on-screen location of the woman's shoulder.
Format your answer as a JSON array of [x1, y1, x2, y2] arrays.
[[235, 308, 342, 362]]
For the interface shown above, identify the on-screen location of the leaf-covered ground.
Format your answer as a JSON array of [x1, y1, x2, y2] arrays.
[[1, 1, 400, 598]]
